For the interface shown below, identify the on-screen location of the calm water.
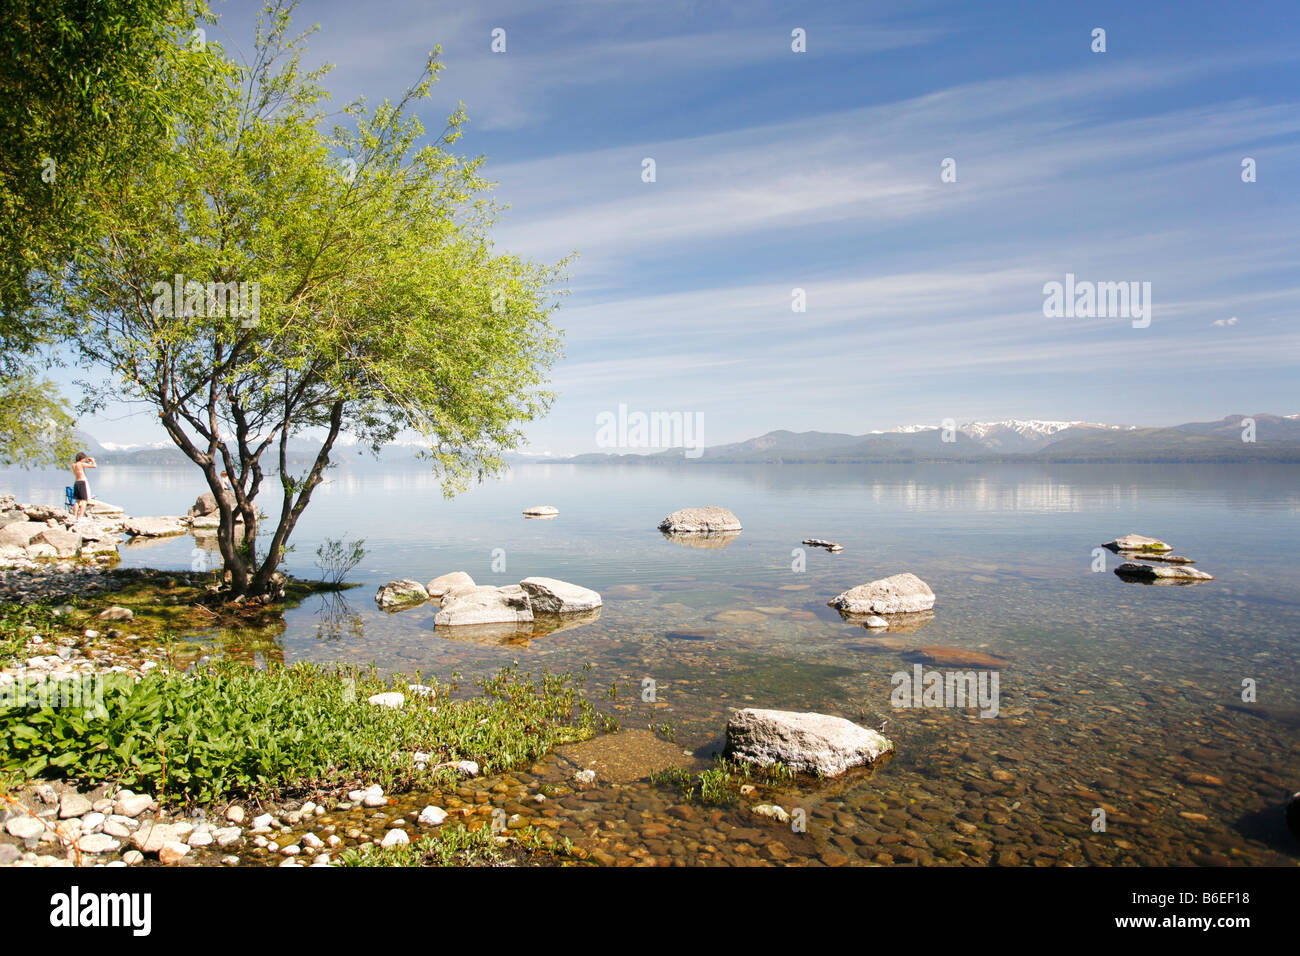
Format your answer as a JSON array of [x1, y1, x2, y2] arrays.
[[5, 461, 1299, 866]]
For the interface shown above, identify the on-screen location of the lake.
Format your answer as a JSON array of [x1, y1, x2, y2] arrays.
[[4, 461, 1299, 866]]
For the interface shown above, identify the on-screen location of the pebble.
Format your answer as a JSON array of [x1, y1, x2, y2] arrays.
[[75, 833, 120, 854], [418, 806, 448, 826], [380, 829, 410, 848], [158, 841, 190, 864], [113, 794, 153, 818], [5, 816, 45, 841], [59, 793, 93, 819]]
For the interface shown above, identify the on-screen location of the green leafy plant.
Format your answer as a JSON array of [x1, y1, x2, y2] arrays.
[[0, 661, 600, 805], [314, 537, 366, 588]]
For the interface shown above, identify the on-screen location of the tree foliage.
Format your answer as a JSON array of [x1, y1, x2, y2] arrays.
[[0, 0, 210, 463], [46, 2, 567, 599]]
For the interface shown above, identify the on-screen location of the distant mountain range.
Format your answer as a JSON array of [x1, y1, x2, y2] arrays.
[[69, 414, 1300, 467], [71, 434, 551, 468], [564, 414, 1300, 464]]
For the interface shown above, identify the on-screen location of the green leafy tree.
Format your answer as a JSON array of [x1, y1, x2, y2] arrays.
[[0, 376, 77, 467], [50, 3, 567, 600], [0, 0, 213, 464]]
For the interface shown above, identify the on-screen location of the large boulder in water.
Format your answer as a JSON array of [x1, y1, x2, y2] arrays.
[[520, 577, 602, 613], [189, 491, 237, 518], [375, 579, 430, 609], [426, 571, 475, 598], [830, 572, 935, 615], [658, 506, 742, 534], [434, 585, 534, 626], [724, 708, 893, 777]]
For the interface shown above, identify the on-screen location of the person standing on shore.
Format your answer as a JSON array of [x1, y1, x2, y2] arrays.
[[71, 452, 97, 518]]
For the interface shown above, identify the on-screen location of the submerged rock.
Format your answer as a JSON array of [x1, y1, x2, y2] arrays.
[[434, 585, 534, 626], [830, 572, 935, 615], [375, 579, 429, 609], [912, 645, 1012, 668], [1115, 562, 1214, 583], [658, 506, 742, 534], [724, 707, 894, 777], [519, 576, 602, 613], [1104, 533, 1172, 553]]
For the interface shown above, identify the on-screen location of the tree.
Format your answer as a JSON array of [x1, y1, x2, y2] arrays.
[[0, 0, 212, 464], [49, 2, 567, 601]]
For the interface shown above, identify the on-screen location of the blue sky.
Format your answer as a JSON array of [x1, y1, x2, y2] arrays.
[[67, 0, 1300, 454]]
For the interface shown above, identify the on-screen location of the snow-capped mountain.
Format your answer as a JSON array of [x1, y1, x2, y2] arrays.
[[865, 419, 1137, 453]]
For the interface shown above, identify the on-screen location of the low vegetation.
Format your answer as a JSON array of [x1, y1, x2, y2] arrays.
[[336, 823, 575, 867], [650, 757, 795, 806], [0, 661, 598, 805]]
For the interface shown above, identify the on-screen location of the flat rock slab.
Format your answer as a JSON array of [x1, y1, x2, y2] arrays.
[[1115, 562, 1214, 582], [434, 585, 534, 626], [519, 576, 602, 613], [830, 572, 935, 615], [0, 522, 48, 548], [912, 645, 1013, 668], [1104, 533, 1172, 553], [426, 571, 474, 598], [522, 506, 559, 517], [724, 707, 893, 778], [658, 506, 742, 534], [1124, 553, 1196, 565], [123, 516, 188, 537]]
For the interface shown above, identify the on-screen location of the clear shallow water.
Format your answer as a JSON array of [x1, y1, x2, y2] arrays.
[[5, 462, 1299, 866]]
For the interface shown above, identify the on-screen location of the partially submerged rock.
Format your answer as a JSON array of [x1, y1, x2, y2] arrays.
[[658, 506, 742, 534], [1115, 562, 1214, 583], [1124, 553, 1196, 565], [123, 516, 188, 537], [519, 576, 602, 613], [1104, 533, 1172, 553], [375, 579, 429, 609], [724, 707, 894, 778], [830, 572, 935, 615], [802, 538, 844, 552], [434, 585, 534, 626], [426, 571, 474, 598], [522, 505, 559, 518]]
